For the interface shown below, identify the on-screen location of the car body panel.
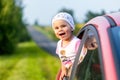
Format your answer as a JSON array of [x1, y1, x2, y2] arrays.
[[107, 12, 120, 26], [82, 12, 120, 80], [57, 12, 120, 80]]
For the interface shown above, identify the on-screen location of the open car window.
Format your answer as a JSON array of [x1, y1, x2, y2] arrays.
[[70, 25, 104, 80]]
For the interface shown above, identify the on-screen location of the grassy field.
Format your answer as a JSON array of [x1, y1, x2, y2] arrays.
[[0, 41, 60, 80]]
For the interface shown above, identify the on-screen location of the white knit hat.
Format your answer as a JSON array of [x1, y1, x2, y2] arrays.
[[52, 12, 75, 30]]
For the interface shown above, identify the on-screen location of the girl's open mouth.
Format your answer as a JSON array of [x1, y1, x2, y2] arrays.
[[59, 32, 66, 36]]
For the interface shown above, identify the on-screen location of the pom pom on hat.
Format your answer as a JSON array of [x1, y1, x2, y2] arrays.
[[52, 12, 75, 30]]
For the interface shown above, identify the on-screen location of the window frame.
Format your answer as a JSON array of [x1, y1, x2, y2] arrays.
[[69, 24, 105, 80]]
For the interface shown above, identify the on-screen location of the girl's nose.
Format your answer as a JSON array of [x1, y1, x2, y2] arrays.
[[58, 27, 62, 31]]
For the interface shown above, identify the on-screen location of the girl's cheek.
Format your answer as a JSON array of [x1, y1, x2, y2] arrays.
[[53, 29, 56, 32], [54, 31, 58, 35], [55, 32, 59, 37]]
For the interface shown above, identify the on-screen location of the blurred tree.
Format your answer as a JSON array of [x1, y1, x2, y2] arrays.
[[34, 19, 39, 26], [0, 0, 30, 54], [84, 10, 106, 23]]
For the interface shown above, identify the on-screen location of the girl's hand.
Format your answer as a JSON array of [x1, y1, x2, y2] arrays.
[[59, 69, 67, 80]]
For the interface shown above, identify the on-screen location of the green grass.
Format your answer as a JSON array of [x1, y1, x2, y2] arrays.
[[0, 41, 60, 80]]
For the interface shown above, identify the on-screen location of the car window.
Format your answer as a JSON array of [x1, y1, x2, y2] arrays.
[[75, 49, 102, 80], [75, 30, 102, 80], [108, 27, 120, 59], [108, 26, 120, 78], [70, 25, 104, 80]]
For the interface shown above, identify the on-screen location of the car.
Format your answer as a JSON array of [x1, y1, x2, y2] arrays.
[[69, 12, 120, 80]]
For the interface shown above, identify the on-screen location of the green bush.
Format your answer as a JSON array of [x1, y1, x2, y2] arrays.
[[0, 41, 60, 80], [0, 0, 31, 54]]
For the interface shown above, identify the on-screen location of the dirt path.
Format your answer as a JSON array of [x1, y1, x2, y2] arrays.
[[26, 26, 57, 57]]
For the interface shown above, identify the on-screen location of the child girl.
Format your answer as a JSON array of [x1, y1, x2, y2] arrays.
[[52, 12, 87, 80]]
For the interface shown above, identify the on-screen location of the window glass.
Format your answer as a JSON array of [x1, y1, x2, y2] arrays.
[[73, 29, 103, 80], [108, 27, 120, 62], [75, 49, 102, 80], [108, 27, 120, 78]]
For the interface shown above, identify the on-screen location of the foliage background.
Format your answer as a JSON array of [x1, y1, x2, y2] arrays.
[[0, 0, 30, 54], [0, 41, 60, 80]]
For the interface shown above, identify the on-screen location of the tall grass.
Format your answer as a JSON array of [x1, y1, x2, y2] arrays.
[[0, 41, 60, 80]]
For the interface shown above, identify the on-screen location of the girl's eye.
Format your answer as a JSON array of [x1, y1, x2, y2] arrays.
[[61, 25, 66, 28], [54, 27, 59, 30]]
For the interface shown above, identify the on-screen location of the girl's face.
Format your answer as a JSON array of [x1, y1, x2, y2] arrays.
[[52, 20, 73, 41]]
